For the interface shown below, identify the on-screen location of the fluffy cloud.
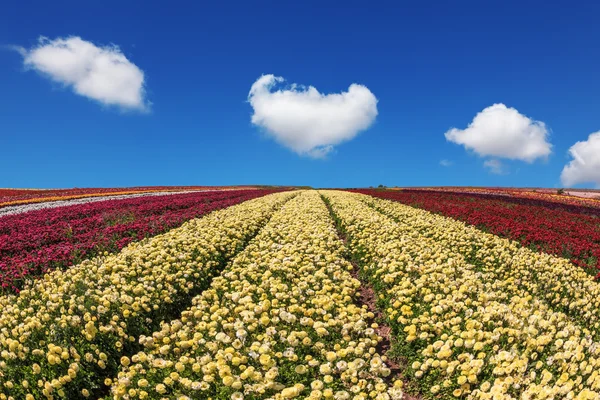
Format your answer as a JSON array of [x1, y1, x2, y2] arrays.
[[248, 74, 378, 158], [561, 131, 600, 187], [445, 103, 551, 162], [484, 159, 506, 175], [439, 159, 453, 167], [18, 36, 148, 111]]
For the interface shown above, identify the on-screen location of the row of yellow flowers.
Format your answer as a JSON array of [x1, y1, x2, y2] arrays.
[[108, 191, 403, 400], [322, 191, 600, 400], [0, 191, 295, 399], [361, 195, 600, 336]]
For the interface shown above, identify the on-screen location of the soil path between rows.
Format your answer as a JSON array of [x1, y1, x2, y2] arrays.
[[319, 192, 422, 400]]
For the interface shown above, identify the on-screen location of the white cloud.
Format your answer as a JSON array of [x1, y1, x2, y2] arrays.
[[440, 159, 453, 167], [561, 131, 600, 187], [19, 36, 148, 111], [445, 103, 551, 162], [484, 159, 506, 175], [248, 74, 378, 158]]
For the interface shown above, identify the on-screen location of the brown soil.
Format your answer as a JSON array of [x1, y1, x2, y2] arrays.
[[349, 265, 398, 367], [348, 258, 421, 400], [322, 196, 422, 399]]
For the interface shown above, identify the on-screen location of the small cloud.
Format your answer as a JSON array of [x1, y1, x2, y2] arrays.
[[16, 36, 148, 111], [484, 159, 506, 175], [2, 44, 26, 56], [561, 131, 600, 187], [445, 103, 551, 162], [440, 159, 453, 167], [248, 74, 378, 158]]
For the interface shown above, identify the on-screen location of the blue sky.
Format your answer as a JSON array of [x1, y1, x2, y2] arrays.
[[1, 0, 599, 188]]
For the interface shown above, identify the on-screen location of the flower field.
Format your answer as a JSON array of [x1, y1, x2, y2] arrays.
[[0, 187, 244, 209], [355, 189, 600, 276], [0, 191, 294, 399], [0, 190, 207, 218], [108, 191, 403, 400], [322, 191, 600, 399], [0, 189, 279, 292], [391, 188, 600, 210], [1, 188, 600, 399]]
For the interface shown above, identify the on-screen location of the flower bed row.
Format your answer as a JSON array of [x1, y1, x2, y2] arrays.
[[382, 189, 600, 217], [0, 190, 205, 218], [0, 187, 217, 208], [353, 189, 600, 275], [0, 188, 153, 202], [0, 189, 278, 292], [0, 191, 294, 399], [518, 190, 600, 208], [323, 190, 600, 399], [358, 195, 600, 339], [108, 191, 403, 400], [394, 188, 600, 209]]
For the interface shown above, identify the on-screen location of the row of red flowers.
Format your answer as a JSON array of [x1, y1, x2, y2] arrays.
[[0, 186, 188, 202], [354, 189, 600, 276], [0, 186, 262, 207], [0, 189, 277, 292], [395, 186, 600, 210]]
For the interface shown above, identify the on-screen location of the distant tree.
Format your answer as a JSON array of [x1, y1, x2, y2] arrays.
[[378, 184, 386, 189], [557, 188, 565, 195]]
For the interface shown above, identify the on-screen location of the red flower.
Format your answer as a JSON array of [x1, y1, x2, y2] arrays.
[[0, 189, 282, 293]]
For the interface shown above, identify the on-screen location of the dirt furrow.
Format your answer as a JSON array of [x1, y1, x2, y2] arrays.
[[320, 193, 421, 400]]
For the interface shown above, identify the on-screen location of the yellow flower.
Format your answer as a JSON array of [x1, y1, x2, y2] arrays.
[[156, 383, 167, 394]]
